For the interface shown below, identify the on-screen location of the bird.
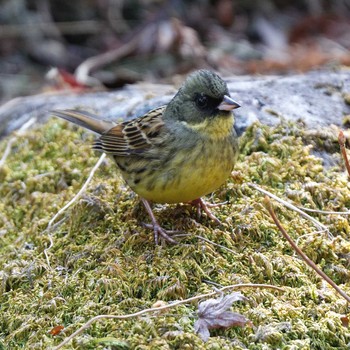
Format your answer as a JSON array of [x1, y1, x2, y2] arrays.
[[51, 69, 240, 244]]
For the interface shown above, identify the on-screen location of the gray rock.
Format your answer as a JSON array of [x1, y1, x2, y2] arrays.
[[229, 71, 350, 135], [0, 70, 349, 139]]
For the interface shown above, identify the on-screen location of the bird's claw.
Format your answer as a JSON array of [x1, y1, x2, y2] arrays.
[[141, 198, 179, 244], [189, 198, 224, 225], [142, 223, 178, 245]]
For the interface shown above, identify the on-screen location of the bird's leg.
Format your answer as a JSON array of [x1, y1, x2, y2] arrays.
[[141, 198, 177, 245], [189, 198, 223, 224]]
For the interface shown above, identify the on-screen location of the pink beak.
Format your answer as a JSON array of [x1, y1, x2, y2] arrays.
[[218, 95, 240, 111]]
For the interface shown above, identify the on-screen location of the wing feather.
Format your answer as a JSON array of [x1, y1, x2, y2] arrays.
[[92, 106, 167, 156]]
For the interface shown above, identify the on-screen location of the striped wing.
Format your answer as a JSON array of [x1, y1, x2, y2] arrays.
[[93, 106, 166, 156]]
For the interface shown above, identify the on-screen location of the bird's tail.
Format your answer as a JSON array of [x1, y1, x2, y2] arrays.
[[51, 109, 115, 134]]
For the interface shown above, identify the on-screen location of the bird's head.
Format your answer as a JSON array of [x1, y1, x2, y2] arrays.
[[165, 70, 240, 124]]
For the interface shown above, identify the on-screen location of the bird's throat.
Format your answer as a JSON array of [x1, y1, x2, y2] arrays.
[[182, 114, 234, 139]]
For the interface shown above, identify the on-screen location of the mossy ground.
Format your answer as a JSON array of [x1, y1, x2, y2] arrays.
[[0, 118, 349, 349]]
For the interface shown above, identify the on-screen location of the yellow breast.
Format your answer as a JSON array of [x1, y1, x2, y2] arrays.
[[137, 144, 235, 203], [123, 115, 238, 203]]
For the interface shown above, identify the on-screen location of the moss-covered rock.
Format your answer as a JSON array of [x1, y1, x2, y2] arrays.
[[0, 119, 349, 349]]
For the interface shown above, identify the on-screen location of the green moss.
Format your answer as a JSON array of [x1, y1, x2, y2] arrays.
[[0, 119, 349, 349], [343, 92, 350, 106]]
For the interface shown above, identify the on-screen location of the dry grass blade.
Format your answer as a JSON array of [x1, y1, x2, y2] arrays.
[[0, 117, 36, 167], [248, 183, 331, 237], [53, 283, 284, 349], [43, 153, 107, 268], [338, 130, 350, 178], [264, 196, 350, 303], [297, 207, 350, 215]]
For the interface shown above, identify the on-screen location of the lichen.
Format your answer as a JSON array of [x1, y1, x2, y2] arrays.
[[0, 118, 349, 349]]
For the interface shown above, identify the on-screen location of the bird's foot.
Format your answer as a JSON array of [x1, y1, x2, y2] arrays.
[[142, 223, 178, 245], [141, 198, 177, 245], [189, 198, 226, 225]]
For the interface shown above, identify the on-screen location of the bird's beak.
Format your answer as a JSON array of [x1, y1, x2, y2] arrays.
[[218, 95, 241, 111]]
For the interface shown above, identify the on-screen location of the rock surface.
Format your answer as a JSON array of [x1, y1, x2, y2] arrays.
[[0, 70, 349, 138]]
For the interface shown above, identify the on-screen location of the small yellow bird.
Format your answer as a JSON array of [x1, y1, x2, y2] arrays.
[[52, 70, 240, 244]]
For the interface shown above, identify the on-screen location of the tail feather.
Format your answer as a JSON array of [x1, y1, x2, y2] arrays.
[[51, 109, 115, 135]]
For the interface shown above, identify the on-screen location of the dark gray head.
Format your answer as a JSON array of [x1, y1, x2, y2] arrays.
[[165, 69, 240, 124]]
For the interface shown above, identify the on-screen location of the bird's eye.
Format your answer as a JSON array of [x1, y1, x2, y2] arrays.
[[195, 93, 209, 110]]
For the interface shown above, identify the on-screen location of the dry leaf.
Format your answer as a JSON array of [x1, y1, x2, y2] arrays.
[[340, 315, 349, 328], [194, 292, 249, 341], [49, 325, 64, 336]]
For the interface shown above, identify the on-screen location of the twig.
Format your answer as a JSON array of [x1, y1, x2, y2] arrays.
[[43, 153, 106, 268], [0, 21, 104, 38], [36, 0, 64, 41], [247, 183, 331, 237], [338, 130, 350, 178], [0, 117, 36, 167], [264, 196, 350, 303], [297, 207, 350, 215], [53, 282, 284, 350], [75, 37, 139, 86], [193, 234, 237, 254]]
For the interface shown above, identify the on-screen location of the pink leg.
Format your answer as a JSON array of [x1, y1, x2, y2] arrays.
[[189, 198, 223, 224], [141, 198, 177, 245]]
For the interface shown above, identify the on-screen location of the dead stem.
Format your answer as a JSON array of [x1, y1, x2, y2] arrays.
[[43, 153, 106, 269], [248, 183, 331, 237], [53, 282, 284, 350], [0, 117, 36, 167], [296, 207, 350, 215], [264, 195, 350, 304]]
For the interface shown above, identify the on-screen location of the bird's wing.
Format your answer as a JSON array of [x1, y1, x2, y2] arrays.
[[93, 106, 167, 156]]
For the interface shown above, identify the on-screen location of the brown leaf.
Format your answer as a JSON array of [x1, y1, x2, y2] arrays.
[[340, 315, 349, 328], [49, 325, 64, 336], [194, 292, 249, 341]]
